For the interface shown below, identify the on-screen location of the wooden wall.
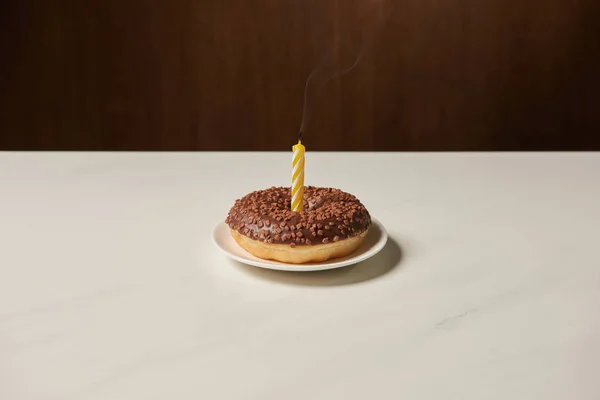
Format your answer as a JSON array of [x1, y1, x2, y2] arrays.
[[1, 0, 599, 151]]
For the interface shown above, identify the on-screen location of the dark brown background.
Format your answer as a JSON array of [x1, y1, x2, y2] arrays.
[[1, 0, 599, 151]]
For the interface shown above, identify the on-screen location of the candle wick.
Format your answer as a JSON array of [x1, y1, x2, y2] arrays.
[[298, 131, 302, 143]]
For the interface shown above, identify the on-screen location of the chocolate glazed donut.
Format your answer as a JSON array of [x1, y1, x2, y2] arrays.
[[225, 186, 371, 263]]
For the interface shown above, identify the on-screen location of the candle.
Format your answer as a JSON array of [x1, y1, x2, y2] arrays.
[[292, 140, 305, 212]]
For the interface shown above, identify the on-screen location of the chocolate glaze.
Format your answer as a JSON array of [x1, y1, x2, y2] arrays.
[[225, 186, 371, 246]]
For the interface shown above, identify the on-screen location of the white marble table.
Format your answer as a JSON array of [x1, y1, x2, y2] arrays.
[[1, 152, 599, 400]]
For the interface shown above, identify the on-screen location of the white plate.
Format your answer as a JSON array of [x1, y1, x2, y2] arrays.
[[211, 217, 388, 271]]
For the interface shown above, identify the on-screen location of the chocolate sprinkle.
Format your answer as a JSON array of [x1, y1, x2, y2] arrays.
[[225, 186, 371, 246]]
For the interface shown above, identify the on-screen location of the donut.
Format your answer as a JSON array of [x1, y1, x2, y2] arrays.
[[225, 186, 371, 263]]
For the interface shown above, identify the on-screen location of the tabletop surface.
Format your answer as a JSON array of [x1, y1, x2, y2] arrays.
[[1, 152, 599, 400]]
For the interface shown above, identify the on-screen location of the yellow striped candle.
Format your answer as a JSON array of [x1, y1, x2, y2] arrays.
[[291, 141, 305, 212]]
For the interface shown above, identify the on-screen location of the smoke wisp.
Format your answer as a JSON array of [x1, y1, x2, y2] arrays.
[[298, 0, 391, 141]]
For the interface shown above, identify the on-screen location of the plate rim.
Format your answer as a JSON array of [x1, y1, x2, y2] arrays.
[[211, 217, 388, 272]]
